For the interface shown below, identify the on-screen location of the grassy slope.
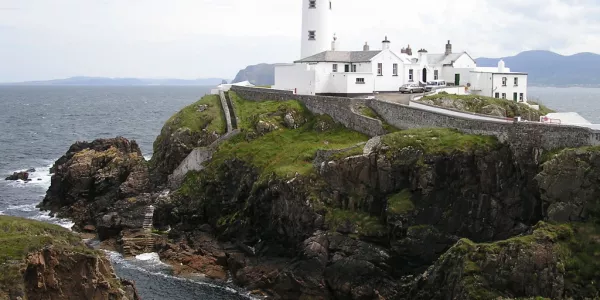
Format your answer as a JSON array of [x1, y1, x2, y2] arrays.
[[152, 94, 226, 154], [382, 128, 498, 156], [209, 92, 369, 178], [0, 216, 93, 293], [422, 94, 555, 120]]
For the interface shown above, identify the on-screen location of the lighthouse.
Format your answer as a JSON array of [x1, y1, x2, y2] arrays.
[[301, 0, 334, 59]]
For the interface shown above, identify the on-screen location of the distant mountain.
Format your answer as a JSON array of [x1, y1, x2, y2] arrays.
[[232, 64, 275, 86], [476, 50, 600, 86], [2, 76, 228, 86]]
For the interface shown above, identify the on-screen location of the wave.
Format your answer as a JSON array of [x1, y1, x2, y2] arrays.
[[135, 252, 170, 267], [104, 250, 259, 300], [31, 212, 74, 229], [7, 203, 37, 212], [6, 162, 53, 190]]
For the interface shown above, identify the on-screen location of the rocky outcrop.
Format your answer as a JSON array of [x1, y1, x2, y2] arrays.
[[39, 137, 151, 239], [149, 95, 225, 185], [5, 169, 33, 181], [232, 63, 275, 86], [0, 216, 140, 300]]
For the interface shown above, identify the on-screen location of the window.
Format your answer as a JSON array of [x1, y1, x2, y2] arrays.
[[502, 77, 507, 86], [502, 93, 506, 99], [332, 64, 338, 72], [329, 1, 332, 9], [309, 0, 316, 8], [520, 93, 524, 101], [377, 63, 383, 76], [352, 64, 357, 72], [344, 64, 350, 72], [409, 69, 414, 81], [392, 64, 398, 76], [308, 31, 316, 40], [434, 70, 439, 80], [514, 77, 519, 86], [356, 78, 365, 84], [495, 92, 500, 98]]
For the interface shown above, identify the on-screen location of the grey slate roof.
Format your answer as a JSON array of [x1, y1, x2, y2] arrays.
[[427, 52, 468, 65], [294, 50, 382, 63]]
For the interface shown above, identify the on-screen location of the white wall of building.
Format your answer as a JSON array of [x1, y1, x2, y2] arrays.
[[301, 0, 334, 59], [274, 63, 316, 95], [327, 73, 374, 94], [371, 50, 405, 92], [452, 54, 476, 68], [469, 72, 528, 102]]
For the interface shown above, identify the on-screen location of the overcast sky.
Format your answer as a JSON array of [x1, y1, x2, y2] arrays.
[[1, 0, 598, 82]]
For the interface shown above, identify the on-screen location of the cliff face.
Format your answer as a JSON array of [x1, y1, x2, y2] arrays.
[[232, 63, 275, 86], [0, 216, 139, 300]]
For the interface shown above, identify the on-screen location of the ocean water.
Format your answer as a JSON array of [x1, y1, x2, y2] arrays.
[[0, 85, 599, 298], [0, 86, 254, 300]]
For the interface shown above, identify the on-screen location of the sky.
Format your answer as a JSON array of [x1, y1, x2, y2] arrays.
[[0, 0, 599, 82]]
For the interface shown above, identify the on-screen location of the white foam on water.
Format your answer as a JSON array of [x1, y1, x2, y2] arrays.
[[103, 250, 259, 299], [143, 155, 152, 161], [31, 212, 75, 229], [135, 252, 169, 267], [6, 162, 53, 189], [7, 203, 37, 212]]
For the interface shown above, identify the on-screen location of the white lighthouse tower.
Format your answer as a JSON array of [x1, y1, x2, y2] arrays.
[[301, 0, 334, 59]]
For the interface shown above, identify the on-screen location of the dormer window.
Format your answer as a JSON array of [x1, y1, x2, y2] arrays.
[[309, 0, 316, 8], [308, 31, 316, 40]]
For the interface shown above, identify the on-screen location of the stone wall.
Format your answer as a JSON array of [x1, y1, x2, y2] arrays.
[[231, 86, 600, 154], [367, 99, 600, 156], [231, 86, 386, 137], [219, 90, 233, 132]]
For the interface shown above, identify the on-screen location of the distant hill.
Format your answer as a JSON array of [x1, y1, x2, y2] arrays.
[[232, 64, 275, 86], [476, 50, 600, 86], [2, 76, 228, 86]]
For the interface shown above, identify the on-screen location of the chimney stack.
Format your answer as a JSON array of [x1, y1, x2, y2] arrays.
[[445, 40, 452, 55], [406, 44, 412, 56], [363, 42, 370, 51], [382, 36, 391, 50]]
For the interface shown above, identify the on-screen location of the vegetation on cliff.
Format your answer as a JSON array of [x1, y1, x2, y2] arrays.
[[0, 216, 138, 299], [382, 128, 498, 156], [150, 94, 226, 182], [209, 92, 368, 178], [420, 93, 554, 121]]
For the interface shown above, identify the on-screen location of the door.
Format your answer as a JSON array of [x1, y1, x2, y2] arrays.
[[422, 68, 427, 82], [454, 74, 460, 86], [513, 92, 518, 102]]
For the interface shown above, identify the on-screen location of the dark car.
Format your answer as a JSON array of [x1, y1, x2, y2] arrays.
[[399, 84, 424, 93]]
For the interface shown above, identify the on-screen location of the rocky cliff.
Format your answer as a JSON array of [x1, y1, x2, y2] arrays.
[[40, 91, 600, 299], [232, 63, 275, 86], [0, 216, 139, 300]]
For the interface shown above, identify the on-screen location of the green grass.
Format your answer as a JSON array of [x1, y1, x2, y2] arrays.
[[422, 94, 555, 120], [325, 208, 386, 236], [330, 145, 365, 161], [382, 128, 498, 156], [152, 95, 226, 154], [0, 216, 92, 293], [387, 189, 415, 214], [528, 100, 555, 115], [210, 93, 368, 178]]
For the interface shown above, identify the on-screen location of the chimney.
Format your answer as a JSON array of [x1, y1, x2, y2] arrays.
[[363, 42, 370, 51], [418, 49, 428, 66], [445, 40, 452, 55], [498, 59, 506, 72], [382, 36, 391, 50], [331, 34, 338, 51], [406, 44, 412, 56], [400, 47, 406, 54]]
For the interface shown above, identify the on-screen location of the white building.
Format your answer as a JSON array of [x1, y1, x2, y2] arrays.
[[274, 0, 529, 101], [468, 60, 529, 102]]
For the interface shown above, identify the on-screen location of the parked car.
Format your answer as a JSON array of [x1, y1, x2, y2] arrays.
[[424, 80, 447, 92], [399, 84, 424, 93]]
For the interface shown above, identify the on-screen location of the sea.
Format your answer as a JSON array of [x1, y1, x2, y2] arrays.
[[0, 85, 598, 299]]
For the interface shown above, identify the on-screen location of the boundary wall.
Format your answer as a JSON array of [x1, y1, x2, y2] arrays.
[[231, 86, 386, 137], [230, 86, 600, 155]]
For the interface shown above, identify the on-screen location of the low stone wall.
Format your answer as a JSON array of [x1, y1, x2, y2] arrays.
[[367, 99, 600, 154], [231, 86, 600, 154], [219, 90, 233, 132], [231, 86, 386, 137], [168, 130, 240, 188]]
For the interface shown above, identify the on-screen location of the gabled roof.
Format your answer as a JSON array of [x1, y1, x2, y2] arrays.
[[294, 50, 382, 63], [427, 52, 474, 66]]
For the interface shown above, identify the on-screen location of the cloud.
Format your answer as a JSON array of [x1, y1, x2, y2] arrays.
[[0, 0, 599, 81]]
